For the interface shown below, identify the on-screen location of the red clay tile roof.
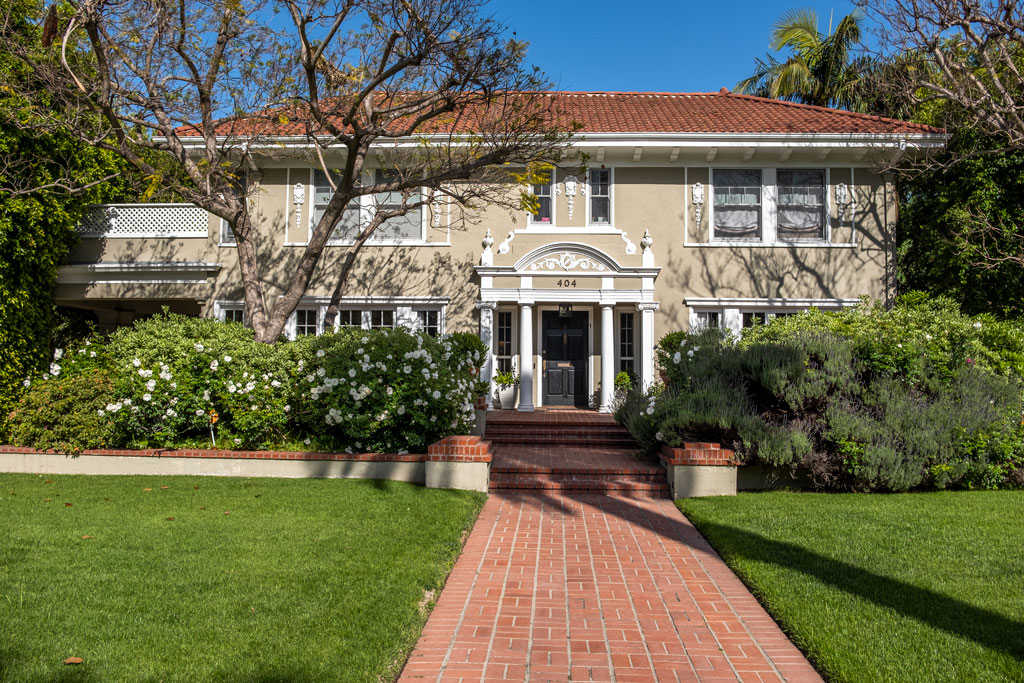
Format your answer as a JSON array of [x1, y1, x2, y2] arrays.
[[178, 90, 941, 138]]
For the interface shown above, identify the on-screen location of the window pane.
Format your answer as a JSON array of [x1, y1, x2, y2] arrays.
[[338, 310, 361, 327], [370, 309, 394, 328], [496, 311, 513, 364], [374, 169, 421, 240], [619, 312, 635, 360], [417, 309, 440, 337], [778, 169, 825, 240], [742, 312, 767, 328], [695, 311, 720, 329], [591, 197, 610, 224], [220, 220, 236, 244], [296, 309, 319, 336], [714, 169, 761, 240], [223, 308, 245, 324]]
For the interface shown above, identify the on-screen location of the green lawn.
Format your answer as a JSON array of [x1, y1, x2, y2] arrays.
[[0, 474, 484, 682], [678, 491, 1024, 683]]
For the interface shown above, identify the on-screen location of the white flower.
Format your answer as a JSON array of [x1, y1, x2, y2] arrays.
[[361, 336, 368, 343], [223, 355, 232, 362], [646, 406, 655, 415], [316, 349, 325, 358], [53, 348, 64, 360], [897, 343, 902, 348], [106, 402, 122, 413], [386, 387, 393, 396], [49, 363, 61, 376], [403, 365, 412, 374], [123, 398, 132, 406], [194, 343, 205, 352], [973, 321, 982, 329], [251, 405, 257, 411], [22, 379, 30, 388], [655, 431, 664, 441], [146, 379, 156, 391], [283, 405, 291, 413], [430, 415, 437, 422], [90, 351, 96, 358], [348, 368, 356, 378], [687, 349, 695, 358], [202, 391, 210, 402], [165, 408, 176, 417], [143, 393, 152, 402], [271, 380, 281, 388], [397, 405, 406, 415], [97, 409, 105, 417], [138, 369, 153, 378], [432, 390, 441, 399], [196, 409, 205, 416], [234, 438, 241, 445], [210, 360, 219, 371], [673, 352, 681, 364], [925, 334, 933, 340], [132, 359, 141, 367], [304, 438, 311, 445]]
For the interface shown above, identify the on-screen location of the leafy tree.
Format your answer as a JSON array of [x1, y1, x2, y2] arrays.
[[0, 0, 571, 343], [0, 0, 132, 422], [736, 8, 870, 109], [897, 131, 1024, 318]]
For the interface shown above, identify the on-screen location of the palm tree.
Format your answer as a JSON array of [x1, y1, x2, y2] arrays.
[[736, 8, 870, 110]]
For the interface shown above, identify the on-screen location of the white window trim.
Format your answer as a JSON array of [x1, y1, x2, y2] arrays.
[[214, 300, 245, 323], [586, 167, 614, 228], [527, 168, 556, 228]]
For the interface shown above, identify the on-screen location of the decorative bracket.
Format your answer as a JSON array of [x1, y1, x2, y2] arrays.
[[293, 182, 305, 232], [835, 183, 852, 222], [497, 230, 516, 255], [692, 182, 704, 227], [480, 228, 494, 266], [620, 231, 637, 255]]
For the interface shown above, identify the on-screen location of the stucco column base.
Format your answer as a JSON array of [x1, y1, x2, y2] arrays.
[[665, 463, 737, 498], [659, 443, 737, 498], [424, 461, 490, 492]]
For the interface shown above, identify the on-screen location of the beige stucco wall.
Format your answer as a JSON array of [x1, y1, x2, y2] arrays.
[[62, 160, 896, 348]]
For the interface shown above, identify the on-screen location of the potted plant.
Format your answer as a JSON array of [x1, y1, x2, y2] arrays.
[[494, 367, 519, 410]]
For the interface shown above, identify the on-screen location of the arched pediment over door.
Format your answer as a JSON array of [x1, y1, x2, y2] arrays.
[[512, 242, 623, 275]]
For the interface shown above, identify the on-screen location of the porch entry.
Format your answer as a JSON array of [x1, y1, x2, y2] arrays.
[[541, 309, 589, 407]]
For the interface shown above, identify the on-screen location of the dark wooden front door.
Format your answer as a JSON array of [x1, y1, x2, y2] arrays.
[[542, 310, 589, 407]]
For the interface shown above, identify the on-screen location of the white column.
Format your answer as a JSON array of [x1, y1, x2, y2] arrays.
[[638, 302, 659, 390], [599, 304, 615, 412], [476, 302, 497, 410], [517, 303, 534, 412]]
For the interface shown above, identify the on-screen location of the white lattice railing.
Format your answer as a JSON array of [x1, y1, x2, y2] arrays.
[[78, 203, 210, 238]]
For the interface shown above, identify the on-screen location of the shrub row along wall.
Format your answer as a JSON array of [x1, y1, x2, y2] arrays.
[[6, 313, 488, 456], [0, 436, 492, 492], [617, 296, 1024, 492]]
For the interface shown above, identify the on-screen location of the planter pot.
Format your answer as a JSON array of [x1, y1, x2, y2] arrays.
[[497, 384, 518, 410]]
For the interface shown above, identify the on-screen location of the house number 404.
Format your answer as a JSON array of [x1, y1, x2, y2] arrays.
[[556, 279, 577, 288]]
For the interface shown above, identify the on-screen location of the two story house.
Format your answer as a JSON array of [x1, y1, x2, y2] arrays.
[[55, 90, 945, 411]]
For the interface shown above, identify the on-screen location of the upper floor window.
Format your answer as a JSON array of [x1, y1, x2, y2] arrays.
[[713, 169, 762, 240], [314, 170, 360, 243], [530, 171, 553, 224], [777, 170, 826, 241], [374, 169, 422, 242], [589, 169, 611, 225]]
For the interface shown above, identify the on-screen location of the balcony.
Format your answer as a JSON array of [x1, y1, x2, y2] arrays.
[[78, 203, 211, 238]]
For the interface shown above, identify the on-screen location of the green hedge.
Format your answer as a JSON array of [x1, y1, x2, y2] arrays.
[[621, 296, 1024, 492], [8, 313, 486, 454]]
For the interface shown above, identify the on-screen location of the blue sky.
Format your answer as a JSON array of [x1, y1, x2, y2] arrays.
[[491, 0, 861, 93]]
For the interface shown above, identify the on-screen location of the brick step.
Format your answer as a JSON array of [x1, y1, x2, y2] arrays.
[[484, 426, 636, 447], [486, 436, 638, 449], [489, 475, 670, 498], [491, 464, 664, 476]]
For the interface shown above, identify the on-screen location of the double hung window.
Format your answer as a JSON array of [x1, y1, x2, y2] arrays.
[[369, 309, 394, 329], [530, 171, 553, 224], [337, 309, 361, 328], [713, 169, 762, 240], [220, 306, 245, 324], [694, 311, 720, 330], [313, 170, 361, 243], [416, 310, 440, 337], [373, 169, 422, 241], [589, 169, 611, 225], [777, 170, 826, 241]]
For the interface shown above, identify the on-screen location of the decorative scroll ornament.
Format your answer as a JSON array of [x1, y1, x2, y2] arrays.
[[293, 182, 305, 231], [430, 191, 441, 228], [692, 182, 704, 226], [835, 183, 852, 221], [564, 175, 579, 220], [620, 231, 637, 254], [480, 228, 494, 266], [527, 251, 607, 272], [497, 230, 515, 254]]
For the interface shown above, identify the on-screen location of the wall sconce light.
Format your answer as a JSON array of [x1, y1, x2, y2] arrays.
[[558, 303, 573, 318]]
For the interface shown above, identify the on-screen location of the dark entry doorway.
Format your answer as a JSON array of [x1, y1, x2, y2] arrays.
[[542, 309, 589, 407]]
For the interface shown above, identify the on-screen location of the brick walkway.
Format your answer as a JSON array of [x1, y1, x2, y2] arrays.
[[399, 493, 821, 682]]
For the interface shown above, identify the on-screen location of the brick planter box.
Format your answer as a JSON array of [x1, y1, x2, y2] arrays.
[[659, 443, 738, 498], [0, 437, 492, 493]]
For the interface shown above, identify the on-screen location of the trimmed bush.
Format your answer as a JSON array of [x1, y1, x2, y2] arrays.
[[8, 313, 485, 454]]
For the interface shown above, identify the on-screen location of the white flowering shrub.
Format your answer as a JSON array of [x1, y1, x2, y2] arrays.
[[296, 329, 486, 453], [9, 313, 487, 453]]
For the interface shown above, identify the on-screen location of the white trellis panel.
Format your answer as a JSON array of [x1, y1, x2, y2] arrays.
[[78, 204, 210, 238]]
